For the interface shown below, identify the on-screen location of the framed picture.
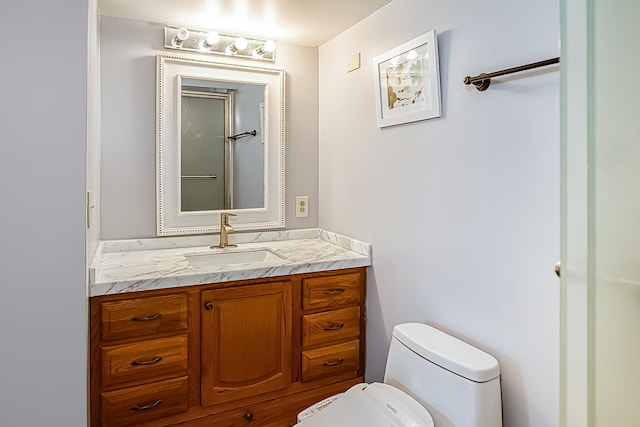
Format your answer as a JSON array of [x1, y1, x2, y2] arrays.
[[373, 30, 442, 128]]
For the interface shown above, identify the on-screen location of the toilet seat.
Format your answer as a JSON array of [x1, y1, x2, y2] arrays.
[[296, 382, 434, 427]]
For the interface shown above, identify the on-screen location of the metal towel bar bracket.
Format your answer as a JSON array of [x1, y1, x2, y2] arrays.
[[464, 57, 560, 91], [228, 130, 257, 141]]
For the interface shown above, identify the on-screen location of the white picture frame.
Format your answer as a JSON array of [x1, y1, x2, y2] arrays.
[[373, 30, 442, 128]]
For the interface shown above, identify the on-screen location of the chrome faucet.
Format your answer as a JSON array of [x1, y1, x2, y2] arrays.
[[211, 213, 237, 249]]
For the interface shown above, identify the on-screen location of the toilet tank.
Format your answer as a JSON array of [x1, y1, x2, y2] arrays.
[[383, 323, 502, 427]]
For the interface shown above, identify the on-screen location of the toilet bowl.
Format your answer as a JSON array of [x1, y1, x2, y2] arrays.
[[297, 323, 502, 427]]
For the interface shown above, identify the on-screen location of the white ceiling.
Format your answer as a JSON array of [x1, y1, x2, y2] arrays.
[[98, 0, 394, 47]]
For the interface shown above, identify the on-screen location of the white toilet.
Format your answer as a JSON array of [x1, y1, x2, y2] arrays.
[[296, 323, 502, 426]]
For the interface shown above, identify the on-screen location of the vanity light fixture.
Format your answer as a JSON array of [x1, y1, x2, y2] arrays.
[[164, 25, 276, 62]]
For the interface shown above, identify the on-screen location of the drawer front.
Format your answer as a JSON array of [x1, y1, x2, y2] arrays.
[[192, 404, 295, 427], [302, 306, 360, 348], [100, 294, 188, 341], [101, 335, 188, 387], [301, 340, 360, 382], [101, 376, 188, 427], [302, 273, 362, 311]]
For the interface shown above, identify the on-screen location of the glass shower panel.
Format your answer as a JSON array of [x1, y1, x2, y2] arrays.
[[561, 0, 640, 425], [591, 0, 640, 424], [181, 95, 226, 211]]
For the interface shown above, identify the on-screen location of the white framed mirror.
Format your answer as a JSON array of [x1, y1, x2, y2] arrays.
[[156, 53, 285, 236]]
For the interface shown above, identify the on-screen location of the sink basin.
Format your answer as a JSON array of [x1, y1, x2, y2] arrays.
[[185, 248, 287, 269]]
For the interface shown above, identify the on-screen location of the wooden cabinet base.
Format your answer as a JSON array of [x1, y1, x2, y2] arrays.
[[135, 377, 363, 427], [91, 268, 366, 427]]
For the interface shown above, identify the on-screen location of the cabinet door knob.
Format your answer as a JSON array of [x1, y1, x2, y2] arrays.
[[244, 412, 254, 421], [204, 302, 213, 311]]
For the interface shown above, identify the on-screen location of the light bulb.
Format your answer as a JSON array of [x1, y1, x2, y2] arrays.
[[234, 37, 248, 50], [227, 37, 249, 54], [406, 50, 418, 60], [263, 40, 276, 53], [253, 40, 277, 58], [172, 27, 189, 47], [205, 31, 220, 46]]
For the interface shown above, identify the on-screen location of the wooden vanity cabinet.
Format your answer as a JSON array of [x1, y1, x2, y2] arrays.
[[90, 268, 366, 427]]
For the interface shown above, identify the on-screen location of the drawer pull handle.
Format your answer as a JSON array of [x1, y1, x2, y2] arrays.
[[324, 288, 345, 295], [244, 412, 254, 421], [131, 356, 163, 366], [323, 323, 345, 331], [131, 400, 162, 411], [323, 358, 344, 367], [131, 313, 162, 322]]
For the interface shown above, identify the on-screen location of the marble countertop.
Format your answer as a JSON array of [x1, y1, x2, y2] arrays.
[[90, 229, 372, 296]]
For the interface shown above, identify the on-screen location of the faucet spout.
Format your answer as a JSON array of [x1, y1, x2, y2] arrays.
[[211, 212, 237, 249]]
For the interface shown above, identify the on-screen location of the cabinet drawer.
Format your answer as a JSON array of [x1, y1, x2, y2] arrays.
[[101, 376, 188, 427], [194, 403, 295, 426], [301, 340, 360, 382], [101, 335, 188, 387], [302, 306, 360, 348], [100, 294, 188, 341], [302, 273, 362, 311]]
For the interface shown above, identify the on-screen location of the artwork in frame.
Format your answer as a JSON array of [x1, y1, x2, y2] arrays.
[[373, 30, 442, 128]]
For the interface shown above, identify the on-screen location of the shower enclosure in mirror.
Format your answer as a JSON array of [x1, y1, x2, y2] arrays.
[[180, 79, 264, 212], [157, 54, 285, 236]]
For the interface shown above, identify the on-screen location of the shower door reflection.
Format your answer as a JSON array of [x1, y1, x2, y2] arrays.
[[180, 92, 229, 211], [179, 78, 265, 213]]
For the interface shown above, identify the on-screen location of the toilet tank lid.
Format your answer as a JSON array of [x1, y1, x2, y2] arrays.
[[392, 323, 500, 383]]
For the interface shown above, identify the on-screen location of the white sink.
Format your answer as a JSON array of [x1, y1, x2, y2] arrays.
[[185, 248, 287, 269]]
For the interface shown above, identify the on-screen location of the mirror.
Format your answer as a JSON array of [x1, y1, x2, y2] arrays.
[[156, 53, 285, 236]]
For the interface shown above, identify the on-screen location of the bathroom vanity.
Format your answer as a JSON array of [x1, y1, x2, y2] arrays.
[[89, 230, 371, 426]]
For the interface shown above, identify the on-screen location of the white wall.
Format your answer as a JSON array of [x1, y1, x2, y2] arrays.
[[318, 0, 560, 426], [100, 17, 319, 240], [0, 0, 88, 425]]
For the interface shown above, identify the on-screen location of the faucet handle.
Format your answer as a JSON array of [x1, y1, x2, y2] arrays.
[[220, 212, 237, 225]]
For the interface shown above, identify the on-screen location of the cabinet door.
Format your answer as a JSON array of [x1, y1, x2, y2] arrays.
[[201, 281, 293, 406]]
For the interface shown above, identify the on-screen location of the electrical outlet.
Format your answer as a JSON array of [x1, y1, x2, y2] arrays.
[[295, 196, 309, 218]]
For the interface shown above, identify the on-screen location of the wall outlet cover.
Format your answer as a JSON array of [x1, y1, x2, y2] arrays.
[[295, 196, 309, 218], [347, 52, 361, 72]]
